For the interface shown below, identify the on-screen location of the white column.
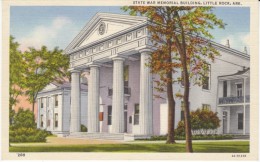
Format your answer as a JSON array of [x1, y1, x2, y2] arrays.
[[87, 65, 100, 133], [70, 70, 81, 132], [243, 77, 246, 135], [112, 57, 125, 133], [227, 108, 230, 134], [37, 98, 40, 128], [217, 107, 223, 134], [139, 49, 153, 135]]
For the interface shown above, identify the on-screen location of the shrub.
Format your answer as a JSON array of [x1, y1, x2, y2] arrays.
[[9, 108, 49, 143], [175, 108, 221, 136], [145, 134, 234, 141], [81, 124, 88, 132]]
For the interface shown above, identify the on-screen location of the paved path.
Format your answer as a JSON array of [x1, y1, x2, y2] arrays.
[[10, 137, 123, 147]]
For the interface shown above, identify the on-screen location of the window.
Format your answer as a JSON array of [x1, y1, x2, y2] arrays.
[[223, 81, 227, 97], [107, 106, 112, 125], [124, 65, 129, 86], [202, 104, 211, 110], [236, 84, 243, 97], [54, 95, 58, 107], [134, 104, 140, 125], [55, 113, 58, 127], [202, 64, 211, 90], [40, 115, 43, 127], [238, 113, 243, 130], [41, 98, 44, 108]]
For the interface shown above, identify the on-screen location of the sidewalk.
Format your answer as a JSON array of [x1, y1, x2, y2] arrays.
[[10, 137, 123, 147]]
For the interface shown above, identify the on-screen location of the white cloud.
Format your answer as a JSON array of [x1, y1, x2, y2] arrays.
[[220, 32, 250, 54], [18, 17, 72, 51]]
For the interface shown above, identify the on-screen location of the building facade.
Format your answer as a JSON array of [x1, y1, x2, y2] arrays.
[[37, 82, 88, 136], [60, 13, 250, 138]]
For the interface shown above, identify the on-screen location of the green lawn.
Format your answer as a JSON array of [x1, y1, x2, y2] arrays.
[[10, 141, 249, 152]]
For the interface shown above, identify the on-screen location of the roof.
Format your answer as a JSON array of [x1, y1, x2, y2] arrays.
[[218, 67, 250, 79], [52, 81, 88, 91]]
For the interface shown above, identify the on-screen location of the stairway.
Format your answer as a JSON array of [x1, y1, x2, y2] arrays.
[[68, 132, 125, 140]]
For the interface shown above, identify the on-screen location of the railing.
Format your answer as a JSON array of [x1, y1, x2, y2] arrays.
[[219, 95, 250, 105], [108, 87, 131, 96]]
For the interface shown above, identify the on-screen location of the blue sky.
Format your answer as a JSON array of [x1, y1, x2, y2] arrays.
[[10, 6, 250, 53]]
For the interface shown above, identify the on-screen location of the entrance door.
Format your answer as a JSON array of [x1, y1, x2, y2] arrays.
[[223, 111, 228, 134], [124, 104, 127, 133]]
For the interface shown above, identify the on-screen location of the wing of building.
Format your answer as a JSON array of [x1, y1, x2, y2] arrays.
[[37, 13, 250, 140]]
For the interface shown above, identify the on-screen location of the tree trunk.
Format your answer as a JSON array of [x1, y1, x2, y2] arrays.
[[182, 58, 193, 152], [166, 41, 176, 144], [166, 70, 176, 144]]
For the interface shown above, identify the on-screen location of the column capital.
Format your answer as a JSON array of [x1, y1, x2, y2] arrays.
[[139, 48, 153, 54], [110, 56, 126, 61], [87, 62, 101, 68], [68, 68, 81, 73]]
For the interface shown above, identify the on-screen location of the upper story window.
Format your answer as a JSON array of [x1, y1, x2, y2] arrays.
[[202, 64, 211, 90], [236, 83, 243, 97], [54, 95, 58, 107], [124, 65, 129, 87], [223, 81, 227, 97], [40, 98, 44, 108]]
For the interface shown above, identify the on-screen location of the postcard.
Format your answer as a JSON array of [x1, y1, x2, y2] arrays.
[[1, 0, 259, 160]]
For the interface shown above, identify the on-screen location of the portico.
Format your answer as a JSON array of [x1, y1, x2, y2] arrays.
[[65, 13, 153, 136]]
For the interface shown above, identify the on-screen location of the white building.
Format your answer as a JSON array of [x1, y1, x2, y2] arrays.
[[38, 13, 250, 139], [37, 82, 88, 136]]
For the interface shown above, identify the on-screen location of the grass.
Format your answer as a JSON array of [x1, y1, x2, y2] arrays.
[[10, 141, 249, 153]]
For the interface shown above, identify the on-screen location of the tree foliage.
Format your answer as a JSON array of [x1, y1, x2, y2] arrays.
[[9, 36, 25, 109], [9, 109, 49, 143], [122, 6, 225, 152], [21, 46, 70, 112]]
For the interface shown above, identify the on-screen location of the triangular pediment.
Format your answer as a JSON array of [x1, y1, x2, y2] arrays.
[[64, 13, 147, 54], [42, 83, 58, 91]]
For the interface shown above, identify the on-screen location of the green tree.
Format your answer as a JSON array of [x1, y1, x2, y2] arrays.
[[123, 7, 225, 152], [23, 46, 70, 113], [191, 108, 220, 135], [167, 7, 224, 152], [9, 36, 25, 123], [122, 6, 182, 144]]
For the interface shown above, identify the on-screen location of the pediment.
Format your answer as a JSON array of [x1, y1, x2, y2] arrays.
[[64, 13, 147, 54], [42, 83, 58, 91]]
